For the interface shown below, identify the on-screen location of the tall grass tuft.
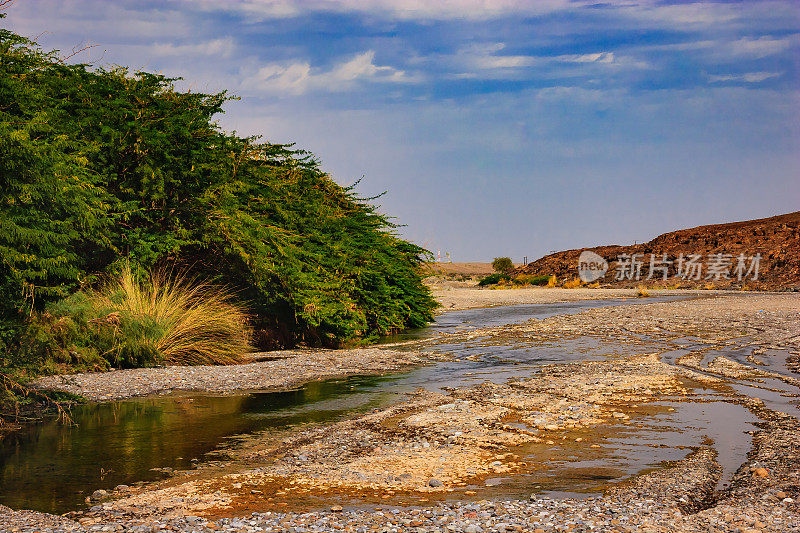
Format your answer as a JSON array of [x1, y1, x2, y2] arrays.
[[92, 266, 253, 366]]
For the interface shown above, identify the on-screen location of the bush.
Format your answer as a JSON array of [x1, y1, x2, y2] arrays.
[[512, 274, 553, 286], [478, 273, 510, 286], [15, 266, 252, 369], [491, 257, 514, 274], [93, 266, 252, 366]]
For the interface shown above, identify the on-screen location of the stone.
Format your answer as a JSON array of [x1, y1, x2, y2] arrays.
[[753, 468, 769, 478], [330, 505, 343, 512], [91, 489, 108, 500], [428, 478, 444, 488]]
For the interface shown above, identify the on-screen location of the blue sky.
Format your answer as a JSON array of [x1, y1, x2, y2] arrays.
[[5, 0, 799, 261]]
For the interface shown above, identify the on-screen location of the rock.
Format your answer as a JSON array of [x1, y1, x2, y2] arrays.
[[464, 525, 482, 533], [753, 467, 769, 478], [776, 491, 787, 498], [91, 489, 108, 500], [330, 505, 343, 512], [113, 484, 129, 492], [428, 478, 444, 488]]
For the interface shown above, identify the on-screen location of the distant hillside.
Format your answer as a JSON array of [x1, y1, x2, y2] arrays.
[[514, 212, 800, 290]]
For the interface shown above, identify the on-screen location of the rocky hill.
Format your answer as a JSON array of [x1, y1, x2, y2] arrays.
[[514, 211, 800, 290]]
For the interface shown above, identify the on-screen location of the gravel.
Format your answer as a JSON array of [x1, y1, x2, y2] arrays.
[[32, 348, 424, 401]]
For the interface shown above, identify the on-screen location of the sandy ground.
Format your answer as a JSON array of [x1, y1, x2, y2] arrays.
[[431, 286, 720, 311], [424, 263, 521, 276]]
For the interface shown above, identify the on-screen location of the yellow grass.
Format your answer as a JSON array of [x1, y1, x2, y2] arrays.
[[93, 265, 252, 366]]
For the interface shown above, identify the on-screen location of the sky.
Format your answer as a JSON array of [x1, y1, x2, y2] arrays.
[[3, 0, 799, 261]]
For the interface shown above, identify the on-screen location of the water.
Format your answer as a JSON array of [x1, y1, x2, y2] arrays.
[[0, 376, 403, 513], [0, 295, 792, 514]]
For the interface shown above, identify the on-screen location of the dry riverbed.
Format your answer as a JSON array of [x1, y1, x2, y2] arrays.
[[5, 290, 800, 532]]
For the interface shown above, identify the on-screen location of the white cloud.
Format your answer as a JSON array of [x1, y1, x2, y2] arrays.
[[241, 51, 415, 94], [727, 36, 795, 58], [447, 44, 635, 80], [557, 52, 615, 63], [150, 38, 236, 59], [192, 0, 579, 21], [709, 71, 782, 83]]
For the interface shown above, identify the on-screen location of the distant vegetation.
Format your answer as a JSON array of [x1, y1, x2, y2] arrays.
[[0, 20, 437, 413], [491, 257, 514, 274], [477, 272, 556, 287], [477, 273, 510, 286]]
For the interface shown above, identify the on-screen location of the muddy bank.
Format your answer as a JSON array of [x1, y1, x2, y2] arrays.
[[47, 353, 800, 531]]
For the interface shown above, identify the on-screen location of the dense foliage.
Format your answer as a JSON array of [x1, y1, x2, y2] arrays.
[[0, 21, 437, 376]]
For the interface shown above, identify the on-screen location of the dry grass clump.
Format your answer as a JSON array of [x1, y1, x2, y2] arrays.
[[636, 286, 650, 298], [92, 266, 252, 366], [563, 278, 582, 289]]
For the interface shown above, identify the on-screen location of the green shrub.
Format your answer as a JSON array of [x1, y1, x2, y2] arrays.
[[491, 257, 514, 273], [478, 273, 510, 286], [513, 274, 553, 286]]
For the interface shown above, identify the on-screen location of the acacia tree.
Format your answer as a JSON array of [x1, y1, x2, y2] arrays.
[[0, 23, 436, 356]]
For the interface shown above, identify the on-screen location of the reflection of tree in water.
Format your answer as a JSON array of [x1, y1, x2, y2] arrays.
[[0, 374, 398, 514]]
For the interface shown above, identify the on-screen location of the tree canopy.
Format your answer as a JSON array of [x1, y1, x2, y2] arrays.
[[0, 22, 437, 355]]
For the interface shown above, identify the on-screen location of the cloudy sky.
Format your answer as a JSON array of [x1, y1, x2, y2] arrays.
[[4, 0, 799, 261]]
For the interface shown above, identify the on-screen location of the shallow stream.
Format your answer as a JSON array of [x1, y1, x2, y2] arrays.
[[1, 296, 796, 514]]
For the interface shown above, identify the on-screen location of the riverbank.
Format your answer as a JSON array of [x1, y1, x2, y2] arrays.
[[32, 348, 425, 402], [31, 288, 704, 401], [4, 290, 799, 531]]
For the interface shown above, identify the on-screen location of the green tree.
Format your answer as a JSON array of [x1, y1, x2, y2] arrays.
[[492, 257, 514, 274], [0, 22, 437, 359]]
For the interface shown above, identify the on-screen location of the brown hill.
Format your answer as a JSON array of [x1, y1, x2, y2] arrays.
[[514, 211, 800, 290]]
